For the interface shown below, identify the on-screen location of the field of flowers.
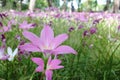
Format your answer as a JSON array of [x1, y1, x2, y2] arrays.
[[0, 8, 120, 80]]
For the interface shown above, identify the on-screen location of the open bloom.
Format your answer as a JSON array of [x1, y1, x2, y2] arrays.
[[19, 21, 36, 30], [0, 46, 9, 60], [0, 21, 11, 33], [7, 47, 18, 61], [32, 56, 64, 80], [20, 25, 77, 56]]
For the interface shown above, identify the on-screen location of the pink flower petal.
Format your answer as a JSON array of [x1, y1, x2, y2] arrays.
[[45, 70, 53, 80], [0, 55, 9, 60], [35, 66, 44, 72], [47, 56, 52, 65], [49, 59, 64, 70], [31, 57, 44, 65], [20, 43, 40, 52], [32, 57, 44, 72], [0, 30, 3, 32], [53, 45, 77, 54], [40, 25, 54, 47], [19, 21, 35, 29], [3, 26, 10, 32], [51, 34, 68, 48], [22, 31, 41, 47], [51, 59, 61, 66]]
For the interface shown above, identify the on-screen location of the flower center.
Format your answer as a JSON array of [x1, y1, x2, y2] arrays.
[[43, 45, 53, 50]]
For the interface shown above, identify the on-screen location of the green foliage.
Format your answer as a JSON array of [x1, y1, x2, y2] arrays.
[[0, 11, 120, 80], [52, 0, 60, 7], [35, 0, 48, 9]]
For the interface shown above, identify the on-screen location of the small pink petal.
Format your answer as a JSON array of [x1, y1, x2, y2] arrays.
[[35, 66, 44, 72], [50, 59, 61, 66], [19, 21, 35, 29], [53, 45, 77, 54], [45, 70, 53, 80], [31, 58, 44, 72], [31, 57, 44, 65], [49, 59, 64, 70], [51, 65, 64, 70]]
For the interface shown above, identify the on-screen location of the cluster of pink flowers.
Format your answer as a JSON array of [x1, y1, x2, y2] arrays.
[[0, 19, 77, 79], [20, 25, 77, 80]]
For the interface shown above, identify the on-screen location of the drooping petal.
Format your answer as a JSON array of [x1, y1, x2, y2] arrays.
[[20, 43, 40, 52], [31, 58, 44, 72], [40, 25, 54, 47], [49, 59, 64, 70], [35, 66, 44, 72], [45, 70, 53, 80], [7, 47, 12, 56], [53, 45, 77, 54], [22, 31, 40, 46], [31, 57, 44, 66], [51, 34, 68, 48]]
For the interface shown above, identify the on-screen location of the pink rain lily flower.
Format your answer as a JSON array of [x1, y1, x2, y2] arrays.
[[0, 46, 9, 60], [9, 19, 17, 25], [32, 56, 64, 80], [19, 21, 36, 30], [20, 25, 77, 56], [0, 22, 11, 33]]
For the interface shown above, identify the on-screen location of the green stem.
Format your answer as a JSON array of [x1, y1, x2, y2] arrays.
[[40, 72, 44, 80], [6, 61, 8, 80], [29, 71, 35, 80]]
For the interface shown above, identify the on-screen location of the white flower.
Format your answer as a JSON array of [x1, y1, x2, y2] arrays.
[[7, 47, 18, 61]]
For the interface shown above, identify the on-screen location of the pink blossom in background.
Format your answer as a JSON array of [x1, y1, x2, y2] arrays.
[[0, 46, 9, 60], [19, 21, 36, 30], [0, 22, 11, 33]]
